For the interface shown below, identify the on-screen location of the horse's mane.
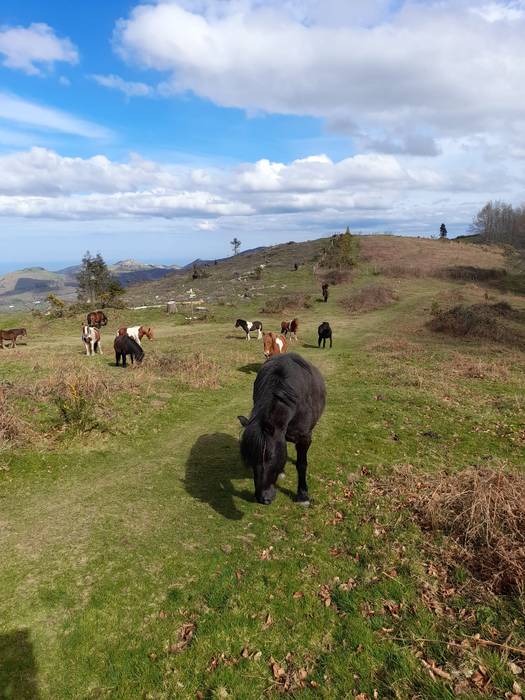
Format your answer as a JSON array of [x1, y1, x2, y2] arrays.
[[240, 355, 309, 467]]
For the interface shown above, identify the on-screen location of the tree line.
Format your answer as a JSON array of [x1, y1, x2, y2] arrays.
[[470, 201, 525, 248]]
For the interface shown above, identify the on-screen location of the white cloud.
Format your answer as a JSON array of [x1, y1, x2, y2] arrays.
[[0, 23, 78, 75], [0, 145, 519, 229], [115, 1, 525, 154], [91, 74, 154, 98], [0, 93, 111, 140]]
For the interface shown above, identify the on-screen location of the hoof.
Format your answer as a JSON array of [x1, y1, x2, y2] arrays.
[[277, 472, 286, 481], [296, 493, 310, 506], [297, 498, 310, 507]]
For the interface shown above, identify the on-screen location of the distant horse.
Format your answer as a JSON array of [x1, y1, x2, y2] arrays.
[[318, 322, 333, 348], [322, 283, 329, 303], [235, 319, 263, 341], [87, 310, 108, 329], [263, 332, 287, 359], [114, 335, 144, 367], [81, 324, 102, 356], [280, 318, 299, 342], [0, 328, 26, 348], [117, 325, 153, 347], [238, 353, 326, 505]]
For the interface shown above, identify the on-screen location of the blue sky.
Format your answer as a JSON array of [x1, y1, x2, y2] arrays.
[[1, 0, 524, 269]]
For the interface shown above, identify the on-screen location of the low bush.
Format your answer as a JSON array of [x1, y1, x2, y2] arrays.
[[318, 269, 352, 286], [339, 284, 398, 313], [427, 302, 522, 343], [387, 466, 525, 594], [53, 370, 109, 433], [147, 351, 220, 389], [261, 293, 312, 314]]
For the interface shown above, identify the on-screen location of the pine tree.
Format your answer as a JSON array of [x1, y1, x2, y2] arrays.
[[230, 237, 241, 255], [76, 251, 124, 306], [439, 223, 448, 239]]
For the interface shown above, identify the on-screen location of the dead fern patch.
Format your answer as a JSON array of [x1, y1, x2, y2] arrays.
[[387, 465, 525, 594], [147, 351, 220, 389], [340, 285, 398, 314], [427, 302, 524, 344]]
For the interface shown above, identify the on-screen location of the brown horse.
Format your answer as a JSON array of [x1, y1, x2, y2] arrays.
[[280, 318, 299, 342], [87, 310, 108, 329], [0, 328, 26, 348], [322, 283, 329, 303], [263, 332, 288, 359]]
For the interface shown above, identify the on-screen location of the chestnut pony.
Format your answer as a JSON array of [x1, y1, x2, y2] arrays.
[[263, 332, 287, 359]]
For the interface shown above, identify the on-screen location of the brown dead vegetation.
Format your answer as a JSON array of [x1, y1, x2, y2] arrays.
[[427, 302, 524, 344], [0, 387, 33, 445], [147, 351, 220, 389], [360, 235, 506, 278], [340, 284, 398, 314], [387, 465, 525, 594], [261, 293, 312, 314]]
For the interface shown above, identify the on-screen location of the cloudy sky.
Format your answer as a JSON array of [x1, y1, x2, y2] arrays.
[[0, 0, 524, 269]]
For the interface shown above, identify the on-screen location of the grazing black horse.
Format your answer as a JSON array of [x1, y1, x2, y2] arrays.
[[238, 353, 326, 506], [318, 322, 333, 348], [114, 335, 144, 367], [322, 283, 329, 302], [235, 319, 263, 341]]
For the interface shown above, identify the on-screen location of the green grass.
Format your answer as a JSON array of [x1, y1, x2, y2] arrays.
[[1, 245, 525, 699]]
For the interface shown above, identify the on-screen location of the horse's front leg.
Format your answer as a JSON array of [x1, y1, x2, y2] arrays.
[[98, 341, 103, 355], [295, 435, 312, 505]]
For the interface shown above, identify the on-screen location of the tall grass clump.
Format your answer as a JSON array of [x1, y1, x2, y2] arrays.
[[340, 284, 398, 313], [53, 370, 108, 433], [261, 293, 312, 314]]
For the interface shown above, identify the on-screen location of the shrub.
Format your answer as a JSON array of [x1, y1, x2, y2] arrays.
[[427, 302, 522, 343], [53, 371, 108, 432], [388, 466, 525, 594], [261, 293, 312, 314], [339, 284, 398, 313], [318, 269, 352, 286], [0, 389, 32, 445], [147, 352, 220, 389]]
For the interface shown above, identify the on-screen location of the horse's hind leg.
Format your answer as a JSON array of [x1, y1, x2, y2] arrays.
[[295, 435, 312, 505]]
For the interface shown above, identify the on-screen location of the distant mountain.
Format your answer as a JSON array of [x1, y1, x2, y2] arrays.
[[0, 258, 181, 310]]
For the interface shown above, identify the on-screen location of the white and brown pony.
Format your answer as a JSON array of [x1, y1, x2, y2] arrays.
[[116, 325, 153, 347], [263, 332, 288, 360], [81, 324, 102, 356], [280, 318, 299, 342]]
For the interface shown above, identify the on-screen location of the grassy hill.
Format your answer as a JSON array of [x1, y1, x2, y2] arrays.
[[1, 234, 524, 699]]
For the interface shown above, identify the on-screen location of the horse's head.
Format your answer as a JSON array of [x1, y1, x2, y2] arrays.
[[235, 319, 243, 329], [139, 326, 154, 340], [262, 332, 274, 358], [238, 415, 287, 505], [99, 312, 108, 326]]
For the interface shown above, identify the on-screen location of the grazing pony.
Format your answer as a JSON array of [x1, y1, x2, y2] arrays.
[[114, 335, 144, 367], [318, 322, 333, 349], [238, 353, 326, 505], [0, 328, 26, 348], [81, 324, 102, 356], [87, 310, 108, 329], [263, 332, 287, 359], [280, 318, 299, 342], [322, 283, 329, 303], [235, 319, 263, 341], [117, 325, 153, 347]]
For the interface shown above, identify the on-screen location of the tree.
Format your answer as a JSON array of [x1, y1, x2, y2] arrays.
[[76, 251, 124, 306], [439, 223, 448, 239], [230, 237, 241, 255]]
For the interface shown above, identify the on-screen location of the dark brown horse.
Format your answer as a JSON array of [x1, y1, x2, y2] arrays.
[[322, 283, 329, 302], [0, 328, 26, 348], [87, 310, 108, 329], [280, 318, 299, 342], [114, 335, 144, 367]]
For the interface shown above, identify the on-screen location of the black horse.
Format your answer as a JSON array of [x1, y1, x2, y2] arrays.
[[321, 283, 329, 302], [235, 319, 263, 341], [238, 353, 326, 506], [114, 335, 144, 367], [318, 322, 333, 348]]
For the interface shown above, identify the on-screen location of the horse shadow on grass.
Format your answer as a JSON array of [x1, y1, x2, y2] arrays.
[[302, 343, 319, 349], [237, 362, 262, 374], [184, 433, 254, 520], [0, 629, 41, 699]]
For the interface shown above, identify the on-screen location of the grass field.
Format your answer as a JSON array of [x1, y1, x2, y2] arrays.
[[1, 236, 524, 699]]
